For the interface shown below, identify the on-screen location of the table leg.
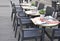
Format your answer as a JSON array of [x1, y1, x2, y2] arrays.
[[45, 30, 51, 39], [40, 27, 45, 41], [42, 27, 51, 40]]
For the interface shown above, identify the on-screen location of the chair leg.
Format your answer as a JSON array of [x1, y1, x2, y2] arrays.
[[40, 28, 45, 41], [51, 39, 53, 41], [15, 25, 17, 38], [11, 12, 13, 21], [18, 32, 23, 41], [15, 19, 18, 38], [18, 33, 20, 41], [13, 14, 16, 31], [40, 36, 43, 41], [35, 38, 37, 41], [13, 17, 15, 31], [58, 38, 60, 41]]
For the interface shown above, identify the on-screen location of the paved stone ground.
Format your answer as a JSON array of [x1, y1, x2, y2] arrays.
[[0, 0, 17, 41]]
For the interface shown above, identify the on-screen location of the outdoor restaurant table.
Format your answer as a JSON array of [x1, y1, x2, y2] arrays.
[[20, 3, 31, 6], [25, 10, 40, 16], [31, 17, 59, 40], [21, 6, 37, 10]]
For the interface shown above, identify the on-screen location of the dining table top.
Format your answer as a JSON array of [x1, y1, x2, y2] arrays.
[[25, 10, 40, 16], [20, 3, 31, 6], [31, 17, 59, 27], [21, 6, 37, 10], [56, 2, 60, 5]]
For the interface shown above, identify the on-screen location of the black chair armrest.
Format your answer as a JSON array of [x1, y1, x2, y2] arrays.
[[23, 28, 43, 31], [52, 28, 60, 31], [15, 5, 21, 6]]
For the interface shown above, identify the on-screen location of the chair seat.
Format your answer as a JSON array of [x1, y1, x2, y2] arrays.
[[18, 18, 32, 25], [16, 16, 32, 26], [17, 14, 29, 19], [16, 7, 23, 12], [54, 31, 60, 37], [23, 28, 42, 38], [18, 13, 26, 17], [18, 11, 26, 17]]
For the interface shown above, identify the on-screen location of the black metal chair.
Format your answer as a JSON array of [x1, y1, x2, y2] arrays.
[[17, 17, 44, 41], [38, 3, 44, 10], [10, 0, 22, 21], [10, 3, 17, 29], [14, 8, 33, 38], [14, 9, 39, 38], [56, 4, 60, 12], [13, 6, 28, 28], [10, 1, 16, 21], [50, 11, 60, 41], [45, 6, 55, 17], [14, 6, 40, 38], [14, 16, 33, 38], [10, 2, 23, 30]]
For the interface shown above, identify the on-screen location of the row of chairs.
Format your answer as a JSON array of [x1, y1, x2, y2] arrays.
[[10, 0, 60, 41], [10, 0, 45, 21], [10, 0, 44, 41]]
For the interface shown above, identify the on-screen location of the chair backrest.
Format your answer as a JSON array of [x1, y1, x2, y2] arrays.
[[52, 1, 58, 12], [10, 0, 16, 12], [25, 0, 32, 3], [35, 1, 38, 7], [10, 0, 12, 6], [45, 6, 55, 16], [12, 3, 23, 13], [19, 0, 23, 3], [57, 4, 60, 12], [52, 1, 57, 9], [52, 28, 60, 38], [56, 12, 60, 21], [19, 17, 32, 30], [25, 0, 28, 3], [38, 3, 44, 10], [10, 0, 16, 7], [12, 3, 17, 13], [18, 11, 26, 17], [19, 17, 23, 30], [10, 0, 13, 7]]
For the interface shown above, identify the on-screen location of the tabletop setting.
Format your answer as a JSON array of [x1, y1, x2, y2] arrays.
[[31, 16, 59, 26]]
